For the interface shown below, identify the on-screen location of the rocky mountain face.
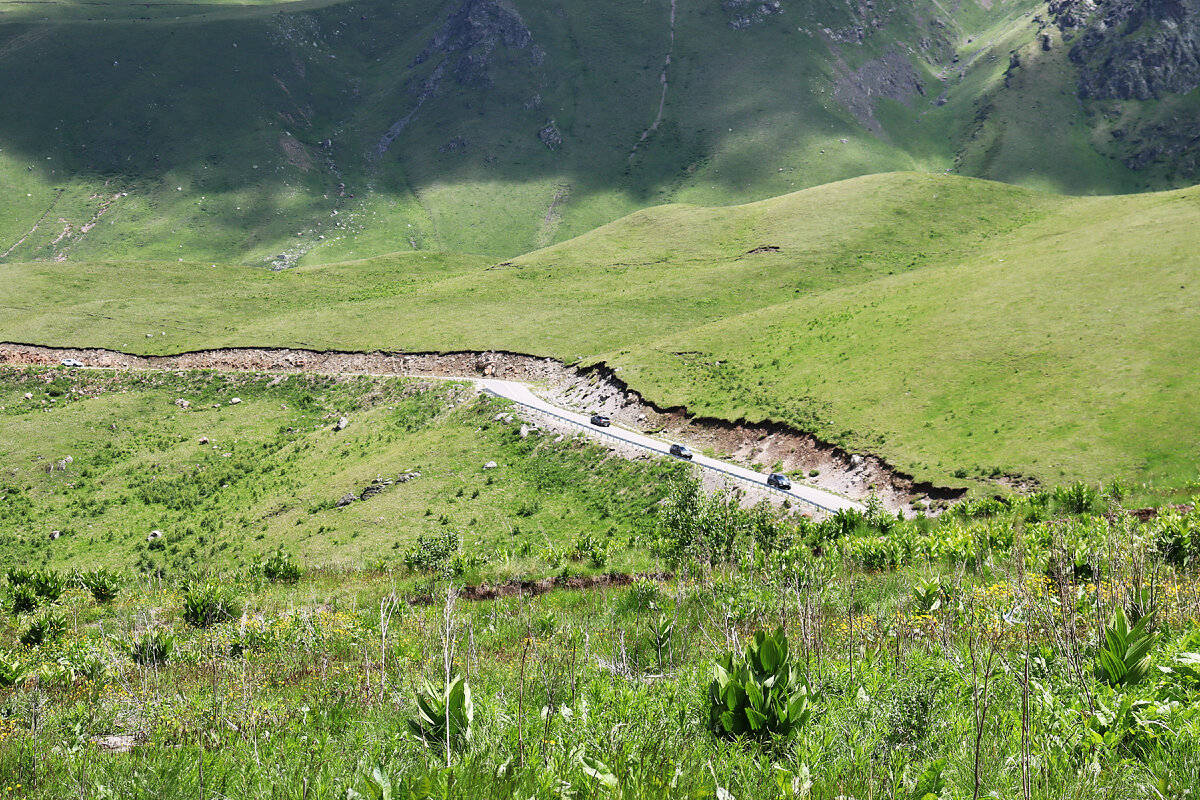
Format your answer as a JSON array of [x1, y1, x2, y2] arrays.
[[410, 0, 540, 87], [1054, 0, 1200, 99]]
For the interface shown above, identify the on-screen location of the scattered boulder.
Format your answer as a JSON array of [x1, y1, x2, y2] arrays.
[[48, 530, 61, 540], [229, 397, 242, 405], [483, 461, 498, 470], [397, 471, 422, 483], [360, 480, 392, 500], [538, 121, 563, 150], [92, 734, 138, 753], [23, 392, 32, 400], [335, 416, 349, 431], [336, 493, 357, 507], [519, 424, 533, 438], [850, 454, 864, 467], [198, 437, 209, 444], [175, 399, 190, 409], [147, 529, 163, 541]]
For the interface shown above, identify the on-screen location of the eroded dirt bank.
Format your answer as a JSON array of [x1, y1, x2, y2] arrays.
[[0, 343, 965, 514]]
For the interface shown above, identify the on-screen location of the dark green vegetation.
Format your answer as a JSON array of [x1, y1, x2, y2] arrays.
[[2, 467, 1200, 797], [4, 173, 1198, 491], [0, 367, 682, 573], [1, 0, 1195, 265]]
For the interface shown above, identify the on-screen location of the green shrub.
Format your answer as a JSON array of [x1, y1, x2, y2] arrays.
[[20, 610, 67, 647], [77, 567, 123, 603], [408, 675, 474, 748], [129, 630, 175, 665], [181, 582, 241, 627], [404, 530, 460, 574], [230, 622, 277, 657], [0, 651, 30, 687], [570, 533, 610, 568], [708, 627, 811, 741], [262, 549, 303, 583], [1097, 606, 1157, 688], [8, 583, 38, 614], [912, 575, 952, 612], [30, 569, 66, 602], [1054, 481, 1099, 515], [5, 568, 34, 587]]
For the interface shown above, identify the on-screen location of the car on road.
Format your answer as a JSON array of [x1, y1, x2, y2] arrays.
[[767, 472, 792, 490], [60, 358, 84, 368], [669, 443, 693, 460], [590, 414, 611, 427]]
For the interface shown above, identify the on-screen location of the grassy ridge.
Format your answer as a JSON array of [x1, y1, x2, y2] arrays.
[[2, 172, 1198, 490]]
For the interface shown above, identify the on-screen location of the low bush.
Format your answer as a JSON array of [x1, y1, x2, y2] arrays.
[[30, 569, 66, 602], [409, 675, 474, 749], [182, 582, 241, 627], [708, 627, 811, 741], [77, 567, 123, 603], [8, 583, 38, 614], [129, 630, 175, 665], [20, 610, 67, 647], [262, 548, 303, 583], [404, 530, 460, 574]]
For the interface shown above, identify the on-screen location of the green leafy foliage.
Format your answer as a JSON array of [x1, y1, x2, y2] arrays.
[[20, 610, 67, 647], [8, 582, 38, 614], [1097, 606, 1158, 688], [262, 548, 303, 584], [404, 530, 460, 575], [129, 630, 175, 665], [708, 627, 811, 741], [0, 650, 30, 688], [408, 675, 474, 749], [181, 582, 241, 628], [30, 569, 66, 602], [77, 567, 123, 603], [1054, 482, 1100, 515]]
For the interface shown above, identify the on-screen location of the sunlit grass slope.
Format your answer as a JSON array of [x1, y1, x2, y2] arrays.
[[2, 173, 1197, 489], [0, 368, 679, 572]]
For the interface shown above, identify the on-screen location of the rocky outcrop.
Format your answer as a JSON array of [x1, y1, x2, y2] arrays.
[[1055, 0, 1200, 99], [411, 0, 535, 87], [723, 0, 783, 30]]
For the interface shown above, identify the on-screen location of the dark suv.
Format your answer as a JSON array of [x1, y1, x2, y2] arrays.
[[669, 444, 693, 460], [767, 473, 792, 490], [590, 414, 611, 427]]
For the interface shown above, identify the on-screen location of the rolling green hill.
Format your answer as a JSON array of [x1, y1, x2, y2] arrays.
[[0, 367, 680, 571], [4, 172, 1198, 490], [2, 0, 1192, 266]]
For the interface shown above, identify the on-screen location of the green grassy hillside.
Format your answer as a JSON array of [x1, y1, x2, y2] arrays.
[[3, 172, 1197, 491], [0, 367, 680, 572], [0, 0, 1169, 266]]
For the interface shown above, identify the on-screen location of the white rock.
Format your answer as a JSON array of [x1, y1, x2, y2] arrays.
[[229, 397, 242, 405], [483, 461, 498, 470]]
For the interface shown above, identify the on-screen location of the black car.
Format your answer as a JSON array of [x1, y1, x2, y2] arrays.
[[767, 473, 792, 490], [669, 443, 693, 460], [590, 414, 611, 427]]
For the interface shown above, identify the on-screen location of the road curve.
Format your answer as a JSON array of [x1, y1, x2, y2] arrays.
[[478, 379, 864, 515]]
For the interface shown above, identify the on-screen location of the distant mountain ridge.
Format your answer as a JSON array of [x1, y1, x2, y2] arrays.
[[0, 0, 1197, 265]]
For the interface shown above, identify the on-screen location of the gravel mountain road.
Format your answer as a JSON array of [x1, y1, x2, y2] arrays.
[[478, 378, 864, 514]]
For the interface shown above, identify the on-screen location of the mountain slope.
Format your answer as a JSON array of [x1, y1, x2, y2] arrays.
[[3, 172, 1197, 490], [2, 0, 1192, 265]]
